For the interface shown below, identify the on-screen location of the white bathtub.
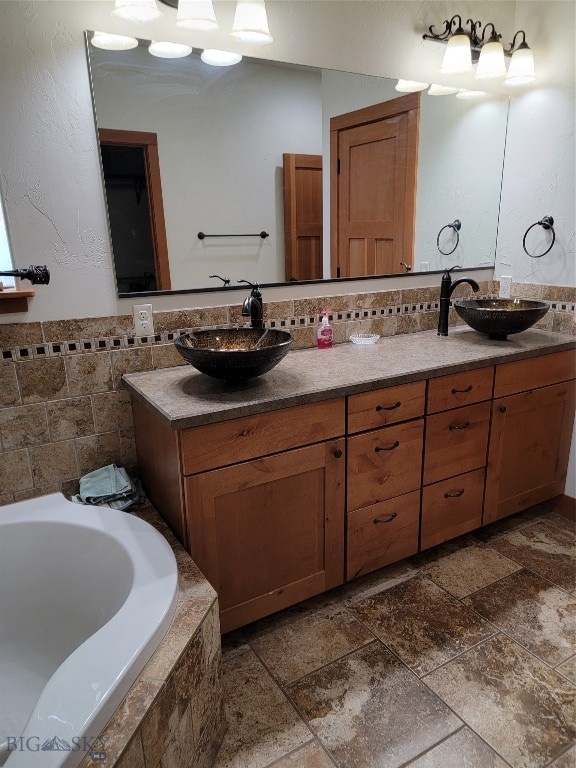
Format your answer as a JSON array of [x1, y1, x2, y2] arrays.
[[0, 493, 178, 768]]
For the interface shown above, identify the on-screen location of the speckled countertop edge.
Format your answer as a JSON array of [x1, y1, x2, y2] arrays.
[[123, 328, 576, 430]]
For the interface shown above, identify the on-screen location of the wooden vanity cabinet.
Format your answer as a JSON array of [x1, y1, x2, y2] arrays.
[[484, 351, 576, 524], [345, 381, 425, 579], [420, 367, 494, 550]]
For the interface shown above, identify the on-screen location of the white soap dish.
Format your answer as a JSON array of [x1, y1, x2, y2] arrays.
[[350, 333, 380, 345]]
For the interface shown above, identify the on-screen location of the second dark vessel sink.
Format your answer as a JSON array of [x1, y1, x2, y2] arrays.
[[454, 298, 549, 340], [174, 328, 292, 380]]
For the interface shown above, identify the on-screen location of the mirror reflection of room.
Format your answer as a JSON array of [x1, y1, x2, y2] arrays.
[[87, 36, 509, 295]]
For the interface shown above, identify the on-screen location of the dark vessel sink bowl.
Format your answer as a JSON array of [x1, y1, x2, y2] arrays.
[[174, 328, 292, 381], [454, 298, 549, 340]]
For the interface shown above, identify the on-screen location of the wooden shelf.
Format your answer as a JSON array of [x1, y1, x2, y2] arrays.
[[0, 288, 35, 314]]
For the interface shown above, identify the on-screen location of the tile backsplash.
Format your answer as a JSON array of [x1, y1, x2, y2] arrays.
[[0, 282, 574, 505]]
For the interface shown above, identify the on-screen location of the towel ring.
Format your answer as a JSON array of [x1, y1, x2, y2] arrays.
[[522, 216, 555, 258], [436, 219, 461, 256]]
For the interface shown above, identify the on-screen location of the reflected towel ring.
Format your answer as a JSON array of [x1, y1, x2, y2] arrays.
[[436, 219, 461, 256], [522, 216, 555, 258]]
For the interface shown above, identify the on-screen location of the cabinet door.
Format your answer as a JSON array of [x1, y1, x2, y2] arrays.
[[347, 419, 424, 510], [185, 439, 345, 633], [484, 380, 576, 524]]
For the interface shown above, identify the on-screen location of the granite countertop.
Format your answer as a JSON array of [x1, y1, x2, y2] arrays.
[[123, 328, 576, 430]]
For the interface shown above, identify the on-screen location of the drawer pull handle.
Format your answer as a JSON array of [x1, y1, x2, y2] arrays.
[[333, 449, 343, 459], [375, 441, 400, 452], [499, 406, 507, 413], [373, 512, 397, 524], [451, 384, 473, 394], [449, 421, 471, 431], [376, 402, 401, 411], [445, 488, 465, 498]]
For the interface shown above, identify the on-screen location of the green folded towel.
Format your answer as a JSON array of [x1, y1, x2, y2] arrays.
[[72, 464, 141, 510]]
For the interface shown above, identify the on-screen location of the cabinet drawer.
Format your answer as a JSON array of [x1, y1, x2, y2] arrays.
[[494, 349, 576, 398], [421, 468, 485, 550], [180, 398, 345, 475], [347, 490, 420, 580], [427, 367, 494, 414], [347, 419, 424, 510], [424, 401, 490, 485], [347, 380, 426, 433]]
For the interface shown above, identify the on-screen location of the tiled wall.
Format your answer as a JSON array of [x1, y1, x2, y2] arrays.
[[0, 282, 574, 505]]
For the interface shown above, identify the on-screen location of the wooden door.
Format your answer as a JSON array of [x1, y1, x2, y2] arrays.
[[283, 153, 323, 281], [99, 128, 171, 292], [484, 380, 576, 524], [185, 439, 345, 633], [330, 93, 419, 278]]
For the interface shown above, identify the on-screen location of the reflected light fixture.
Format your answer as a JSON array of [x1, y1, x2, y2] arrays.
[[504, 31, 536, 87], [476, 23, 506, 79], [148, 40, 192, 57], [113, 0, 162, 23], [456, 89, 488, 100], [176, 0, 218, 31], [428, 83, 460, 96], [424, 16, 536, 86], [201, 49, 243, 66], [91, 31, 139, 50], [395, 79, 429, 93], [231, 0, 273, 44]]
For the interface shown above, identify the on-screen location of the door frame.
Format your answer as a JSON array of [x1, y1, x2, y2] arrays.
[[99, 128, 171, 291], [330, 92, 420, 278]]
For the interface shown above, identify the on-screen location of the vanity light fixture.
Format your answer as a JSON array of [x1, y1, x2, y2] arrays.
[[90, 31, 139, 50], [475, 24, 506, 79], [148, 40, 192, 57], [201, 49, 243, 66], [112, 0, 162, 23], [428, 83, 460, 96], [504, 31, 536, 87], [231, 0, 273, 44], [423, 16, 536, 85], [456, 89, 488, 100], [176, 0, 218, 30], [395, 79, 429, 93]]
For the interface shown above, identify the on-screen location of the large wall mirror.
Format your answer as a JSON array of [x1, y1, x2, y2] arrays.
[[86, 33, 509, 297]]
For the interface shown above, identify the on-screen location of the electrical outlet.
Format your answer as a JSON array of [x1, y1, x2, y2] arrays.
[[133, 303, 154, 337], [420, 261, 430, 271], [499, 275, 512, 299]]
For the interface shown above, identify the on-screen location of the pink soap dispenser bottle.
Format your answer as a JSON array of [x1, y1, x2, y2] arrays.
[[317, 310, 333, 349]]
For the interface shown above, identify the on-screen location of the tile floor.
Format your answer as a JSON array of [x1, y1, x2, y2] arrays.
[[215, 502, 576, 768]]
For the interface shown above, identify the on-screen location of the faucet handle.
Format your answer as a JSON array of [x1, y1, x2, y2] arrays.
[[447, 265, 462, 274], [238, 279, 261, 297]]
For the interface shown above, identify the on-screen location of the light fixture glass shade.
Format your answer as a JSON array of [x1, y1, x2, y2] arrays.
[[476, 40, 506, 79], [201, 49, 242, 66], [395, 79, 429, 93], [504, 46, 536, 87], [456, 89, 488, 100], [91, 31, 139, 50], [112, 0, 162, 23], [148, 41, 193, 58], [428, 83, 460, 96], [176, 0, 218, 31], [231, 0, 273, 44], [440, 33, 473, 74]]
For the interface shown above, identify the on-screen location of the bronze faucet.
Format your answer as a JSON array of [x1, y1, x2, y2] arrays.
[[239, 280, 264, 329], [438, 266, 480, 335]]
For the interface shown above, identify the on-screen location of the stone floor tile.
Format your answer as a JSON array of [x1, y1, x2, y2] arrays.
[[488, 521, 576, 591], [421, 544, 522, 598], [250, 606, 374, 685], [463, 569, 576, 666], [267, 741, 336, 768], [213, 648, 311, 768], [349, 576, 495, 675], [286, 641, 461, 768], [556, 655, 576, 685], [548, 743, 576, 768], [343, 558, 419, 603], [407, 726, 509, 768], [424, 634, 576, 768]]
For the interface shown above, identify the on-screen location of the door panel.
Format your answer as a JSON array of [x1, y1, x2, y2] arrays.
[[283, 153, 323, 281]]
